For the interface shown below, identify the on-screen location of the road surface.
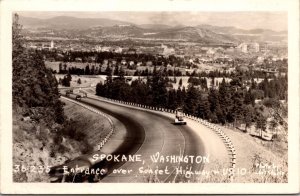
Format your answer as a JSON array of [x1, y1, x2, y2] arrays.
[[72, 96, 207, 183]]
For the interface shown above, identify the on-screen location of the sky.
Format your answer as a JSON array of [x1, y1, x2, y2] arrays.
[[18, 11, 287, 31]]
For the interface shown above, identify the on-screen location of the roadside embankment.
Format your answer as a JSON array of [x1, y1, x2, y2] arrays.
[[12, 99, 114, 182]]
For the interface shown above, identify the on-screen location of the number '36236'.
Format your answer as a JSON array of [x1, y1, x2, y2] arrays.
[[13, 165, 51, 173]]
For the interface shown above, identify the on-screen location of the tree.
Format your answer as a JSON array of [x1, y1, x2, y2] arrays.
[[90, 65, 95, 75], [105, 65, 112, 76], [208, 89, 223, 123], [255, 113, 267, 138], [184, 85, 200, 116], [173, 76, 177, 84], [179, 78, 183, 87], [59, 63, 63, 74], [114, 65, 119, 76], [244, 89, 255, 106], [263, 98, 288, 133], [218, 78, 234, 123], [12, 13, 65, 124], [131, 79, 152, 105], [63, 63, 67, 73], [85, 64, 90, 75], [231, 90, 244, 127], [62, 73, 72, 87], [197, 95, 211, 120], [12, 13, 24, 57], [167, 89, 177, 109], [242, 105, 255, 132], [149, 66, 168, 107]]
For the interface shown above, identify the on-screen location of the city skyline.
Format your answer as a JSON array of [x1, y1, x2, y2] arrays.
[[18, 11, 287, 32]]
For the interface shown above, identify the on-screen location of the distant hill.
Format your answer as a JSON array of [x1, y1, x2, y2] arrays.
[[86, 24, 146, 37], [142, 26, 238, 44], [138, 24, 172, 30], [19, 15, 287, 44], [19, 15, 133, 29], [197, 24, 287, 42]]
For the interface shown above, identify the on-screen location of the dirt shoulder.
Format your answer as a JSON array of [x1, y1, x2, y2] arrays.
[[221, 126, 288, 182]]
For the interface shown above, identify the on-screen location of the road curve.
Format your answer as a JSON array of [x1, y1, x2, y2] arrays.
[[76, 97, 207, 183]]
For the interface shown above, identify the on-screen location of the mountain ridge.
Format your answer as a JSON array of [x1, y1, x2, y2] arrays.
[[19, 15, 287, 44]]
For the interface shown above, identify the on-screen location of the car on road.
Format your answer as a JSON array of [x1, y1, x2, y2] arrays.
[[249, 129, 274, 141], [75, 95, 81, 100], [174, 108, 187, 125]]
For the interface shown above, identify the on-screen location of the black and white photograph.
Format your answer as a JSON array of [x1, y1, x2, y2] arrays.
[[0, 0, 299, 194]]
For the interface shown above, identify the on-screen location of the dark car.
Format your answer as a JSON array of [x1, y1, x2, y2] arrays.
[[49, 152, 108, 183]]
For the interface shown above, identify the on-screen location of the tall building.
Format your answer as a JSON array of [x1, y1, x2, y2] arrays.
[[50, 40, 54, 49], [237, 43, 248, 53]]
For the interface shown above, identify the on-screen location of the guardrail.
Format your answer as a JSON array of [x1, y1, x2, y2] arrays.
[[91, 95, 237, 182], [61, 96, 115, 151]]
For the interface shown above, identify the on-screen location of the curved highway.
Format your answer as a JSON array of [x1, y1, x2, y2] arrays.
[[75, 96, 206, 183]]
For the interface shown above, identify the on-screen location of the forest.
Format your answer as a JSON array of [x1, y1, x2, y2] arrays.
[[95, 65, 287, 133]]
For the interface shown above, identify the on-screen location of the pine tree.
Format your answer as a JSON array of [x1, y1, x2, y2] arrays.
[[255, 113, 267, 138], [242, 104, 255, 132], [149, 66, 168, 107], [12, 13, 65, 124], [231, 90, 244, 127], [184, 84, 200, 116], [167, 89, 177, 109], [90, 65, 95, 75], [114, 65, 119, 75], [179, 78, 183, 87], [197, 94, 211, 120], [85, 64, 90, 75], [218, 78, 234, 123], [105, 64, 112, 76], [59, 63, 63, 74], [208, 89, 223, 123]]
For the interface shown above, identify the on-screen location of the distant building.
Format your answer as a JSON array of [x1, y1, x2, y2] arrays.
[[237, 43, 248, 53], [127, 48, 136, 54], [237, 42, 259, 53], [114, 47, 122, 53], [75, 57, 82, 62], [248, 43, 259, 53], [161, 44, 175, 56], [206, 48, 215, 55], [236, 65, 250, 72], [257, 56, 265, 63], [226, 47, 235, 53], [260, 43, 269, 53], [95, 45, 101, 52]]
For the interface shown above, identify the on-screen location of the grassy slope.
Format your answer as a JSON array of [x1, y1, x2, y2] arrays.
[[62, 100, 111, 151], [222, 126, 288, 182], [13, 100, 110, 182]]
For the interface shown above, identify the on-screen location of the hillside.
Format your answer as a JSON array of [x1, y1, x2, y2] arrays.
[[19, 16, 133, 29], [144, 26, 238, 43], [12, 14, 107, 182], [197, 24, 287, 42], [19, 15, 287, 43]]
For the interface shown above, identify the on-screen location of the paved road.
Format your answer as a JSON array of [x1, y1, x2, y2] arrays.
[[77, 97, 207, 183]]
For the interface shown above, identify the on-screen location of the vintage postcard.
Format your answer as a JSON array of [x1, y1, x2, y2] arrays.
[[0, 0, 299, 194]]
